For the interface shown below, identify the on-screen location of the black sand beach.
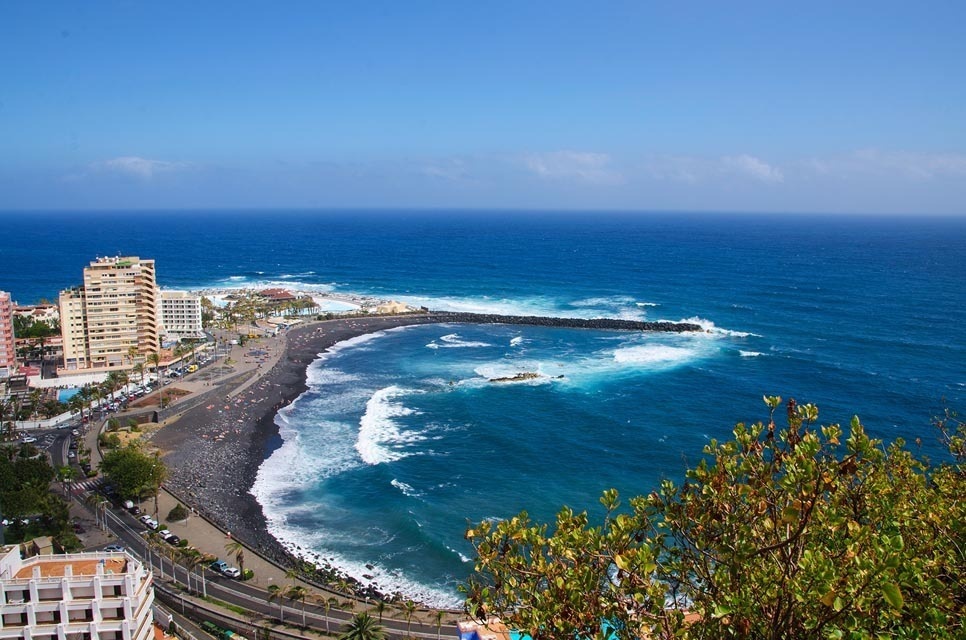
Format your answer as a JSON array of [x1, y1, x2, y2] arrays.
[[155, 314, 453, 577], [154, 312, 701, 590]]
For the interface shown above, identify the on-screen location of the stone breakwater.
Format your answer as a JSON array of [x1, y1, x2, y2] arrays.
[[430, 311, 703, 333]]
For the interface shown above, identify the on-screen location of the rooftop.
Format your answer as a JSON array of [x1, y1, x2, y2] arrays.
[[15, 556, 127, 579]]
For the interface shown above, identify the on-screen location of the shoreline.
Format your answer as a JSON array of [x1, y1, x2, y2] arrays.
[[154, 311, 701, 603], [154, 313, 457, 600]]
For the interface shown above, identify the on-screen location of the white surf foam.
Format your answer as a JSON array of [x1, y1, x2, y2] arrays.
[[674, 316, 762, 338], [612, 345, 696, 366], [509, 336, 525, 347], [739, 350, 765, 357], [426, 333, 493, 349], [356, 386, 426, 465], [390, 479, 422, 498]]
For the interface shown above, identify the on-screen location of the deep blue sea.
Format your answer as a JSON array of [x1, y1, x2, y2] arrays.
[[2, 210, 964, 605]]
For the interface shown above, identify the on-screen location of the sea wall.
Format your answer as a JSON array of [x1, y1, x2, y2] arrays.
[[429, 311, 702, 333]]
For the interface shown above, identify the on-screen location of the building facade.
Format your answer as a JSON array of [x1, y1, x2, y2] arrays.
[[158, 291, 203, 342], [0, 546, 154, 640], [0, 292, 16, 378], [59, 257, 159, 372]]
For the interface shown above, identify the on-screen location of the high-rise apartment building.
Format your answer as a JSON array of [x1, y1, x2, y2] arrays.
[[0, 292, 16, 378], [158, 290, 204, 341], [0, 546, 154, 640], [59, 257, 159, 372]]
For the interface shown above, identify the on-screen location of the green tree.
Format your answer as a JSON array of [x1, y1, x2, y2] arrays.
[[267, 584, 285, 622], [339, 612, 386, 640], [99, 444, 167, 502], [401, 600, 417, 639], [286, 584, 309, 627], [463, 397, 965, 639], [224, 539, 246, 579], [147, 352, 164, 408]]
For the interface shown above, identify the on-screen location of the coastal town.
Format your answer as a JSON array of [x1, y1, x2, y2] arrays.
[[0, 255, 482, 640]]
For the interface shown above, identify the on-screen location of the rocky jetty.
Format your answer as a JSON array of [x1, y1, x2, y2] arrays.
[[431, 312, 703, 333]]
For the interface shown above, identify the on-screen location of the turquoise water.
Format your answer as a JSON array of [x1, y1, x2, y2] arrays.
[[57, 388, 81, 403], [0, 210, 963, 605]]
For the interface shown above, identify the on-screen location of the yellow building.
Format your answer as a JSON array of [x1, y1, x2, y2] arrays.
[[59, 257, 159, 372]]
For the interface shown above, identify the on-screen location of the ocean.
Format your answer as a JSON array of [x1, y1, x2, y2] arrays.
[[2, 209, 964, 606]]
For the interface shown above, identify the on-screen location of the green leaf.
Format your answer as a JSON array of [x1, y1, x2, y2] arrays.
[[882, 582, 904, 610]]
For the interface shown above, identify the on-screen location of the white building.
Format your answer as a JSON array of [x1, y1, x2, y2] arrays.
[[158, 290, 203, 342], [0, 546, 154, 640]]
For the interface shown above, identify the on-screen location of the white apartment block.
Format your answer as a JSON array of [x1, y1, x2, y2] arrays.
[[0, 546, 154, 640], [0, 292, 16, 378], [158, 291, 203, 341], [59, 257, 159, 372]]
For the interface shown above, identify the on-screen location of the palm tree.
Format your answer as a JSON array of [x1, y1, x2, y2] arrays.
[[147, 352, 164, 409], [401, 600, 417, 639], [374, 599, 387, 623], [267, 584, 284, 622], [224, 540, 246, 578], [286, 584, 309, 627], [58, 465, 77, 499], [132, 362, 145, 389], [433, 610, 445, 640], [339, 612, 386, 640], [320, 596, 338, 635]]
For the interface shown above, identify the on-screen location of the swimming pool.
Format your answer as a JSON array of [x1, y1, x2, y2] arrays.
[[57, 388, 81, 403]]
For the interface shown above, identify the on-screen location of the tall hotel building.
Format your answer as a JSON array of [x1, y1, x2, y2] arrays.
[[0, 292, 16, 378], [59, 257, 159, 372], [0, 546, 154, 640]]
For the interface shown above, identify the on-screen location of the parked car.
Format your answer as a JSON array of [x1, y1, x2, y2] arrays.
[[209, 560, 229, 574], [165, 535, 181, 546], [157, 529, 172, 539], [222, 567, 241, 579], [103, 544, 125, 553]]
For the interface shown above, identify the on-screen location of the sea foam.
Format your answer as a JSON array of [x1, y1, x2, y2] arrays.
[[356, 386, 425, 465]]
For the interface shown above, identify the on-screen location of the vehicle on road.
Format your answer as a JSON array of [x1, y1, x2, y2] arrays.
[[222, 567, 241, 579], [103, 544, 125, 553]]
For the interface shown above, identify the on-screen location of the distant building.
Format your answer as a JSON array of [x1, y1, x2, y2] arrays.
[[0, 292, 16, 378], [158, 290, 204, 341], [0, 544, 154, 640], [59, 257, 160, 373], [12, 304, 59, 328], [257, 288, 297, 303]]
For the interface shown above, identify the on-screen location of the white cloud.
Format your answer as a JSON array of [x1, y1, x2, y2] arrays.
[[721, 154, 784, 183], [420, 159, 470, 181], [524, 150, 623, 184], [93, 156, 190, 179], [641, 154, 784, 184], [823, 149, 966, 181]]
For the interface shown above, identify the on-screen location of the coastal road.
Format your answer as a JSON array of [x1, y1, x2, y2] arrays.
[[88, 496, 459, 639]]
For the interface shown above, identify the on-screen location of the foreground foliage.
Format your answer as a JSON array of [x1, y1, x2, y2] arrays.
[[463, 398, 964, 639]]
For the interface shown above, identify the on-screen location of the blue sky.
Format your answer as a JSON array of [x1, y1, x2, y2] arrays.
[[1, 1, 964, 214]]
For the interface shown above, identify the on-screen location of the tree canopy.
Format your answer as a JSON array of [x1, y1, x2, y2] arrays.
[[463, 398, 964, 639], [99, 444, 167, 500]]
